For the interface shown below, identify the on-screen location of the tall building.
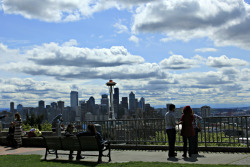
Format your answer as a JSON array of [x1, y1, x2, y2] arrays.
[[10, 102, 14, 118], [51, 102, 57, 109], [70, 91, 78, 109], [129, 92, 136, 114], [17, 104, 23, 112], [87, 96, 95, 114], [113, 87, 119, 118], [57, 101, 64, 114], [121, 97, 128, 110], [38, 100, 45, 109], [101, 94, 109, 115], [138, 97, 145, 112], [201, 105, 211, 118], [70, 91, 79, 121]]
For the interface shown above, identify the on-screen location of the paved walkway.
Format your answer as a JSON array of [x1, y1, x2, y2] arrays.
[[0, 146, 250, 165]]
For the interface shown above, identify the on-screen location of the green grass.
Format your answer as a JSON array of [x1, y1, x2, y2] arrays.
[[0, 155, 249, 167]]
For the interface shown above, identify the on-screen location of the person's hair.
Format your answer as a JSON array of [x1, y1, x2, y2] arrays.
[[169, 104, 175, 111], [66, 124, 74, 133], [183, 106, 193, 115], [87, 124, 97, 134], [15, 112, 21, 121], [10, 122, 14, 125]]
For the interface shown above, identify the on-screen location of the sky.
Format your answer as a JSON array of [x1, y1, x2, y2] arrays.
[[0, 0, 250, 109]]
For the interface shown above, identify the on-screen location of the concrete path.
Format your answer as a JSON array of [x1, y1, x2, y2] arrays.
[[0, 146, 249, 165]]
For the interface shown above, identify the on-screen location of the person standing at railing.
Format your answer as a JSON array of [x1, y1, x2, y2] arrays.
[[165, 104, 178, 158], [14, 112, 22, 148], [180, 106, 195, 158], [192, 111, 202, 155]]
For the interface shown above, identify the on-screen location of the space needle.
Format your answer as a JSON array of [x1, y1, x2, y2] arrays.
[[106, 79, 116, 120]]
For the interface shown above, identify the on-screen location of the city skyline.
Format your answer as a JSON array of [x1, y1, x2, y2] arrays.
[[1, 0, 250, 109]]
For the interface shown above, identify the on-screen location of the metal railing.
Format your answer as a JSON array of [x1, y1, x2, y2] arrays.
[[78, 116, 249, 148]]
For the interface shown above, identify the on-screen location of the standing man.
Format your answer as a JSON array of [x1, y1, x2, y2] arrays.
[[192, 111, 202, 155], [165, 104, 177, 158]]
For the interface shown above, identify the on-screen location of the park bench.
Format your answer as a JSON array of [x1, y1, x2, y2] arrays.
[[43, 136, 111, 162]]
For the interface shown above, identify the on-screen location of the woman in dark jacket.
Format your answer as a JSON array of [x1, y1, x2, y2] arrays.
[[7, 122, 15, 147], [180, 106, 195, 157], [77, 124, 104, 163]]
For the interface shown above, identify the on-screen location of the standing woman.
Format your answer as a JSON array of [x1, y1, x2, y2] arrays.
[[180, 106, 195, 157], [14, 112, 22, 148]]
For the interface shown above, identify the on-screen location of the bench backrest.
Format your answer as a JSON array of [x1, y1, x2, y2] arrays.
[[61, 136, 81, 151], [43, 136, 62, 150], [78, 136, 99, 151]]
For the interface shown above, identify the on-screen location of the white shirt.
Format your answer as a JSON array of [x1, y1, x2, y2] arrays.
[[165, 110, 176, 129]]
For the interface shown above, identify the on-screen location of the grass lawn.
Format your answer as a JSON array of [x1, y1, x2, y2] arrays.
[[0, 155, 249, 167]]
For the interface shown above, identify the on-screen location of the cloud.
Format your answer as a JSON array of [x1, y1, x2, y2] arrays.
[[131, 0, 250, 49], [113, 21, 129, 34], [129, 35, 139, 44], [206, 55, 249, 68], [160, 54, 201, 70], [25, 40, 144, 67], [0, 43, 20, 63], [195, 48, 217, 53], [1, 0, 95, 22]]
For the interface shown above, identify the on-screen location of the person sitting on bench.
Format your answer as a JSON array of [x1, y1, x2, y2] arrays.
[[77, 124, 104, 163], [64, 124, 84, 160]]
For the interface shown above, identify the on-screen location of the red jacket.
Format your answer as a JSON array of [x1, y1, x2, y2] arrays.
[[180, 114, 195, 137]]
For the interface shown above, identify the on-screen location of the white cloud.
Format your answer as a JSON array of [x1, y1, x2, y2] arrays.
[[113, 21, 129, 34], [129, 35, 139, 44], [1, 0, 95, 22], [207, 55, 249, 68], [195, 48, 217, 53], [160, 54, 201, 70], [132, 0, 250, 49], [0, 43, 20, 63]]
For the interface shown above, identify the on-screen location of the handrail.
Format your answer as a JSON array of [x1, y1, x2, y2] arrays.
[[76, 116, 249, 148]]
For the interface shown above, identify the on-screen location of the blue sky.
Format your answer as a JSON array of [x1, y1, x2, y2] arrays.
[[0, 0, 250, 109]]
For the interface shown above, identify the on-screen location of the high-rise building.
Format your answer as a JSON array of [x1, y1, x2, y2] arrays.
[[101, 94, 109, 115], [201, 105, 211, 118], [38, 100, 45, 109], [70, 91, 79, 121], [70, 91, 78, 109], [129, 92, 136, 114], [138, 97, 145, 112], [87, 96, 95, 114], [51, 102, 57, 109], [121, 97, 128, 110], [57, 101, 64, 114], [17, 104, 23, 112], [113, 87, 119, 118], [10, 102, 14, 115]]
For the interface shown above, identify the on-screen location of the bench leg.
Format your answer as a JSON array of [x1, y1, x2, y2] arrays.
[[108, 145, 111, 162], [55, 150, 58, 158], [44, 148, 48, 160], [98, 149, 102, 163]]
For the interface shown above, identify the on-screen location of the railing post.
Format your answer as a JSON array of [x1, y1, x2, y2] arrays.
[[135, 119, 138, 147], [204, 118, 207, 147], [246, 117, 249, 148]]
